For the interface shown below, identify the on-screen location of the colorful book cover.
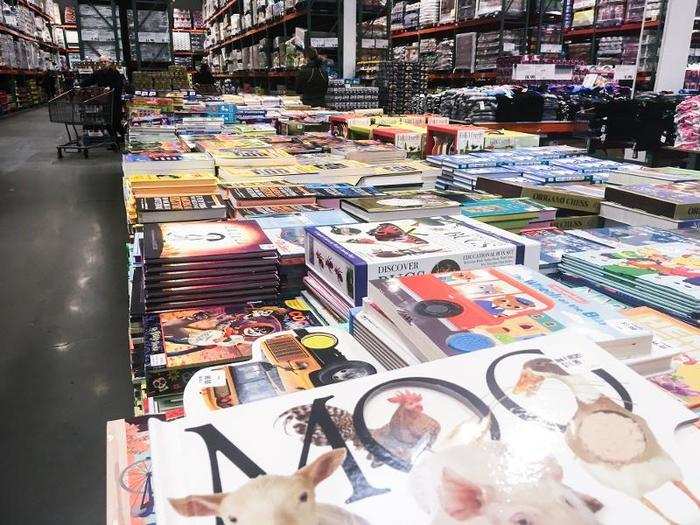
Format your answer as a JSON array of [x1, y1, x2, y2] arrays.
[[218, 164, 320, 182], [143, 298, 324, 371], [342, 192, 461, 214], [149, 332, 700, 525], [126, 171, 217, 188], [368, 266, 652, 359], [520, 228, 610, 266], [136, 195, 224, 213], [569, 226, 699, 249], [306, 216, 539, 306], [604, 182, 700, 220], [183, 326, 383, 416], [568, 286, 632, 311], [142, 221, 276, 262], [461, 198, 553, 221], [106, 415, 166, 525], [649, 354, 700, 409]]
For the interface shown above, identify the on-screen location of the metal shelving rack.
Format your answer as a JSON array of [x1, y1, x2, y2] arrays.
[[126, 0, 173, 69], [74, 0, 122, 62]]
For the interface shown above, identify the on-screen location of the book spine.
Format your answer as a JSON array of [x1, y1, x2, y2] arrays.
[[553, 215, 601, 230], [521, 188, 601, 213]]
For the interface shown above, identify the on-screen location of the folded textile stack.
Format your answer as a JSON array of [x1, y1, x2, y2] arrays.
[[674, 95, 700, 150]]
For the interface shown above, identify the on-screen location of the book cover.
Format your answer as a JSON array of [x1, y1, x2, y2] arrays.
[[368, 266, 652, 360], [183, 326, 383, 416], [604, 182, 700, 220], [126, 171, 218, 188], [569, 226, 698, 249], [521, 228, 610, 266], [143, 298, 324, 371], [149, 332, 700, 525], [649, 354, 700, 409], [341, 192, 461, 215], [460, 198, 547, 221], [306, 216, 538, 306], [142, 221, 276, 263], [218, 164, 319, 182], [136, 195, 225, 213]]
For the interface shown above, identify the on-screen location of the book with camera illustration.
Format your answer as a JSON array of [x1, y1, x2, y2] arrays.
[[305, 216, 539, 306], [148, 332, 700, 525], [181, 326, 384, 417]]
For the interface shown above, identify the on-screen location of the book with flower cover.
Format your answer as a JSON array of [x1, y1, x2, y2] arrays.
[[142, 221, 277, 263], [148, 332, 700, 525], [368, 266, 652, 361], [305, 216, 540, 307]]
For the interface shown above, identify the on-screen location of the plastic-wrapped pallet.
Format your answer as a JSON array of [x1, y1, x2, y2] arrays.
[[434, 38, 454, 70], [439, 0, 456, 24], [595, 0, 625, 27], [674, 95, 700, 150], [419, 0, 439, 26], [455, 32, 476, 71], [172, 32, 191, 51], [477, 0, 524, 17], [457, 0, 477, 20]]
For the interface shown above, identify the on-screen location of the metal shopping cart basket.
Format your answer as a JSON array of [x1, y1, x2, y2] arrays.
[[48, 87, 118, 158]]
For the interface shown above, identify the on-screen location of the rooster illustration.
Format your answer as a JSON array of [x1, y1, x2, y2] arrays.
[[369, 391, 441, 467]]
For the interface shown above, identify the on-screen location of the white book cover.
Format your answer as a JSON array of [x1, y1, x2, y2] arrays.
[[149, 332, 700, 525]]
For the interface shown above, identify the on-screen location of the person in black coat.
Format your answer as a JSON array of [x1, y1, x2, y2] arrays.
[[295, 48, 328, 107], [80, 57, 126, 138], [193, 63, 216, 86]]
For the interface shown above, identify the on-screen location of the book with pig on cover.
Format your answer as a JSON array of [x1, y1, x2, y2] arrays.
[[148, 332, 700, 525]]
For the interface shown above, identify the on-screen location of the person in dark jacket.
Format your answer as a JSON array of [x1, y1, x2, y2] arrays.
[[193, 63, 215, 86], [80, 56, 126, 138], [295, 48, 328, 107]]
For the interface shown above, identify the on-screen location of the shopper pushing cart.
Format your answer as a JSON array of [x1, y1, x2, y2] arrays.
[[80, 56, 127, 139]]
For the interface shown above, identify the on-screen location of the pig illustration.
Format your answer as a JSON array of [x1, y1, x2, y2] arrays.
[[410, 440, 603, 524], [169, 449, 369, 525]]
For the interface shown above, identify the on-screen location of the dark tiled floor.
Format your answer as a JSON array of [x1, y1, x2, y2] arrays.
[[0, 108, 132, 523]]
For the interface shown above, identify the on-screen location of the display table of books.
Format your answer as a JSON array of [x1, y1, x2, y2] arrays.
[[109, 91, 700, 525]]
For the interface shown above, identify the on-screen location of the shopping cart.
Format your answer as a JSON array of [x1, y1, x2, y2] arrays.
[[48, 87, 118, 158]]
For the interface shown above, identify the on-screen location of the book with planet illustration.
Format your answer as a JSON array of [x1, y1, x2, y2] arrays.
[[148, 332, 700, 525]]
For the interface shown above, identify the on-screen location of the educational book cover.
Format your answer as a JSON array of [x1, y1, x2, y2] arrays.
[[183, 326, 384, 416], [521, 228, 610, 266], [142, 221, 276, 262], [143, 298, 324, 370], [306, 216, 535, 306], [149, 332, 700, 525], [368, 266, 652, 359]]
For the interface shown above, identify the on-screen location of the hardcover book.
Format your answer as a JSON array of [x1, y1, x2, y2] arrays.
[[520, 227, 610, 269], [368, 266, 652, 360], [182, 326, 383, 416], [209, 148, 297, 167], [148, 332, 700, 525], [461, 198, 556, 222], [305, 216, 540, 306], [136, 195, 227, 223], [142, 221, 277, 263], [339, 191, 462, 221], [604, 182, 700, 220], [142, 298, 324, 372], [569, 226, 699, 249]]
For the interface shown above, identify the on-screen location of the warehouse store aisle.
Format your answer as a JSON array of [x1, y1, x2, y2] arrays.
[[0, 108, 132, 523]]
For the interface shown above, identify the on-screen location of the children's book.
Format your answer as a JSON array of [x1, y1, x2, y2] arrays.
[[148, 332, 700, 525]]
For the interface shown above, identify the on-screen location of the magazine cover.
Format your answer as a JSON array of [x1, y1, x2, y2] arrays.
[[183, 327, 384, 416], [143, 221, 276, 262], [368, 266, 652, 360], [149, 332, 700, 525], [306, 216, 538, 306], [143, 298, 324, 371]]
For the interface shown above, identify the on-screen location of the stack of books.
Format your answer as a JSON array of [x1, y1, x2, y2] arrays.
[[560, 242, 699, 324], [339, 190, 462, 221], [360, 266, 652, 368], [460, 197, 556, 232], [121, 152, 215, 175], [520, 227, 611, 273], [602, 181, 700, 230], [139, 297, 325, 409], [303, 215, 540, 319], [139, 220, 279, 312], [252, 206, 357, 296]]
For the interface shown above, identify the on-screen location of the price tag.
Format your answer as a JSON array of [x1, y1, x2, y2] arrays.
[[149, 354, 166, 367], [614, 65, 637, 81], [582, 73, 598, 88]]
